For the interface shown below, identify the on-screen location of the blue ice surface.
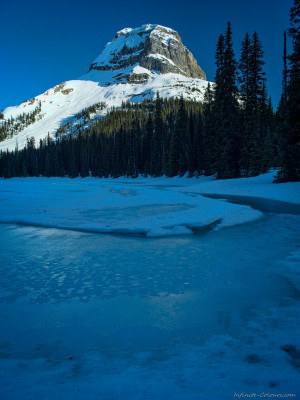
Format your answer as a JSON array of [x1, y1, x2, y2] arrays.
[[0, 211, 300, 399]]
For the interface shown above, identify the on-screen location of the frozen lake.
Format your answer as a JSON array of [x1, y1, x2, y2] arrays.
[[0, 199, 300, 399]]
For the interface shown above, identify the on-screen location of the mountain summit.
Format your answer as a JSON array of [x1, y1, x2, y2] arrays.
[[0, 24, 209, 151], [87, 24, 206, 81]]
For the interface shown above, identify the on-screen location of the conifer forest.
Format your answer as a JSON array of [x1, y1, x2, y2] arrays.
[[0, 1, 299, 182]]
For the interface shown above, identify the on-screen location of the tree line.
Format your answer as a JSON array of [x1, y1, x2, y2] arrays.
[[0, 91, 276, 179], [0, 101, 42, 142], [0, 0, 299, 181]]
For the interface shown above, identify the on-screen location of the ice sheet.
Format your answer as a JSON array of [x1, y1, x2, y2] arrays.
[[0, 212, 300, 399], [0, 174, 299, 399]]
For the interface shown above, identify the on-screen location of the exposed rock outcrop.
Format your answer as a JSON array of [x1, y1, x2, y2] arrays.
[[88, 24, 206, 80]]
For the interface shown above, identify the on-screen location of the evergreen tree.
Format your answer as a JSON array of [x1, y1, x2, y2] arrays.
[[239, 31, 271, 176], [248, 32, 268, 176], [78, 133, 89, 177], [283, 30, 288, 98], [187, 112, 198, 175], [68, 138, 79, 178], [239, 33, 252, 174], [152, 93, 164, 176], [215, 34, 225, 88], [168, 96, 188, 176], [239, 33, 252, 101], [262, 97, 277, 171], [276, 32, 289, 169], [214, 22, 241, 179], [276, 0, 300, 181], [142, 114, 154, 176], [201, 83, 216, 175]]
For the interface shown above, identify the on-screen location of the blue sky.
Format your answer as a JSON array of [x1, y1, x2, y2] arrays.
[[0, 0, 292, 110]]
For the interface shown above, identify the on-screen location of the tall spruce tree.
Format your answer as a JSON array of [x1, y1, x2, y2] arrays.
[[201, 83, 216, 175], [187, 111, 201, 176], [248, 32, 268, 176], [214, 23, 241, 179], [283, 30, 288, 98], [168, 97, 187, 176], [276, 0, 300, 182], [152, 93, 164, 176], [239, 33, 252, 174], [276, 31, 289, 169], [141, 114, 154, 176], [239, 31, 271, 176]]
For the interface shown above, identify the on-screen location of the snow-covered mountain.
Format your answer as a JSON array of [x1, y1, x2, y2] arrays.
[[0, 24, 210, 151]]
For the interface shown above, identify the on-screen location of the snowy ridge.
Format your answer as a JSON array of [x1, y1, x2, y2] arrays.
[[0, 73, 209, 151]]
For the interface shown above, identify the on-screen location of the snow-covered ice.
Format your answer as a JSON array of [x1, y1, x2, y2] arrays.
[[0, 172, 299, 399], [0, 176, 265, 237]]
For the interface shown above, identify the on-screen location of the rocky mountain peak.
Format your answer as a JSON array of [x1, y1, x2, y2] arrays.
[[0, 24, 210, 152], [88, 24, 206, 81]]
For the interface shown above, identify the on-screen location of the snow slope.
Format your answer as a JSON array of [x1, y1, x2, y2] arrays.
[[0, 77, 209, 153], [0, 73, 209, 152]]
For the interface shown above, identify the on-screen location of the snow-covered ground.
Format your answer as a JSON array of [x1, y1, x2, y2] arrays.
[[0, 172, 299, 399], [180, 170, 300, 205]]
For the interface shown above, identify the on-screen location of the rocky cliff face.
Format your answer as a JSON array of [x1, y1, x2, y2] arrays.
[[88, 24, 206, 81]]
